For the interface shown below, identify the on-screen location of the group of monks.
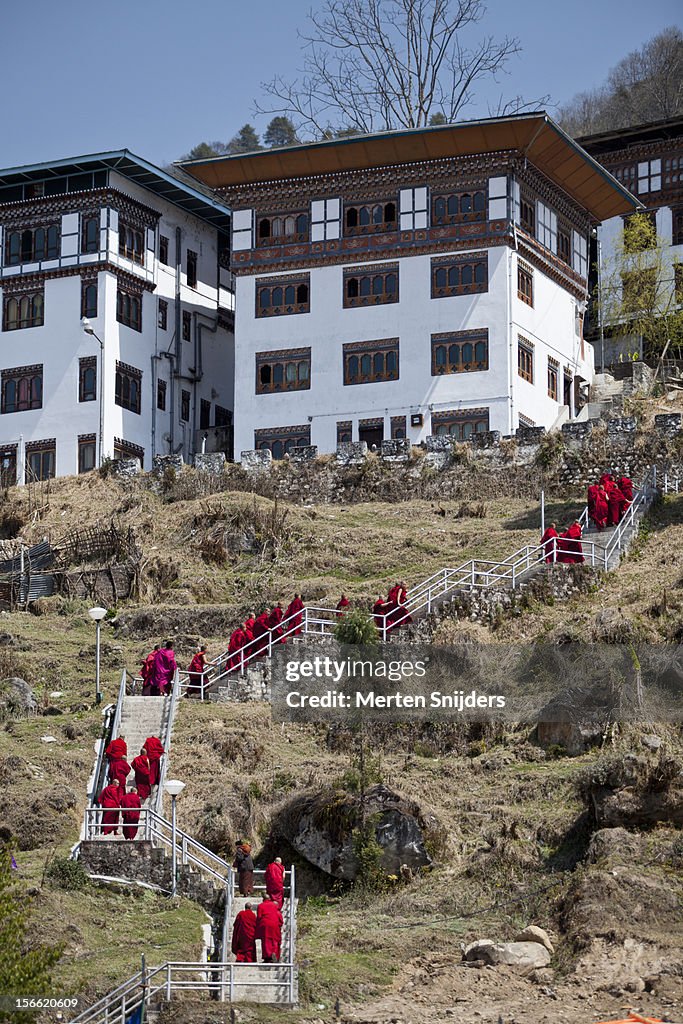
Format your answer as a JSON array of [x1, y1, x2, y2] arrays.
[[539, 519, 585, 564], [231, 849, 286, 963], [587, 472, 633, 531], [372, 582, 412, 633], [139, 641, 178, 696], [96, 734, 165, 838]]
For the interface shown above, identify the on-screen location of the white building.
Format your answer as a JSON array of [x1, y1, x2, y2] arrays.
[[0, 151, 235, 484], [182, 113, 637, 458], [579, 116, 683, 365]]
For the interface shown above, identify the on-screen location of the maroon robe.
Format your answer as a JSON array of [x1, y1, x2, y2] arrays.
[[556, 532, 572, 564], [373, 598, 388, 629], [187, 651, 208, 696], [227, 628, 248, 673], [540, 526, 559, 564], [385, 585, 400, 632], [265, 861, 286, 910], [284, 597, 304, 636], [605, 480, 624, 527], [120, 791, 142, 840], [140, 651, 157, 695], [243, 617, 256, 642], [618, 476, 633, 502], [252, 613, 271, 657], [108, 757, 132, 786], [231, 908, 257, 963], [256, 900, 283, 963], [564, 523, 585, 563], [393, 587, 412, 628], [98, 781, 121, 835], [105, 738, 127, 760], [144, 736, 165, 786], [588, 484, 608, 530], [269, 605, 285, 643], [336, 597, 350, 619], [131, 754, 152, 800], [149, 647, 177, 695]]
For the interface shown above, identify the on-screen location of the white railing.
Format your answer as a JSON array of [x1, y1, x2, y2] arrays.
[[88, 669, 127, 805], [152, 669, 181, 815]]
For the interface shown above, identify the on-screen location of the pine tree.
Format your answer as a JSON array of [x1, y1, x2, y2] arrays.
[[226, 124, 262, 155], [264, 117, 299, 148]]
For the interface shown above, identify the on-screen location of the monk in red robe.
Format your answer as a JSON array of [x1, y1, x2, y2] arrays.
[[144, 736, 165, 787], [187, 645, 208, 698], [618, 475, 633, 517], [564, 521, 585, 563], [604, 479, 625, 527], [227, 626, 248, 673], [140, 646, 160, 695], [120, 787, 142, 840], [131, 747, 152, 800], [284, 595, 304, 636], [540, 523, 559, 563], [269, 602, 285, 643], [252, 610, 271, 658], [599, 471, 613, 488], [336, 594, 350, 618], [256, 895, 283, 963], [105, 737, 127, 760], [150, 642, 177, 696], [385, 584, 400, 633], [392, 582, 412, 628], [373, 596, 388, 629], [265, 857, 286, 910], [556, 531, 572, 564], [108, 754, 132, 787], [98, 779, 122, 836], [232, 903, 257, 963], [243, 613, 256, 642], [588, 484, 608, 530]]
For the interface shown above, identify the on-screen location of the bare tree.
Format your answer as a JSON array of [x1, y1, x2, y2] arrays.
[[256, 0, 534, 137]]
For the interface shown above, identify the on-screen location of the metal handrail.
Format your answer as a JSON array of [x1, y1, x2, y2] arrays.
[[152, 669, 180, 814], [88, 669, 127, 805]]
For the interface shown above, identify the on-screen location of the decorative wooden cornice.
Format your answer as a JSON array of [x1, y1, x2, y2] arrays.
[[0, 261, 157, 294], [0, 188, 160, 229]]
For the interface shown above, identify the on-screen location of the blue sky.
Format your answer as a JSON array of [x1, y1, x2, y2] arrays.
[[1, 0, 681, 170]]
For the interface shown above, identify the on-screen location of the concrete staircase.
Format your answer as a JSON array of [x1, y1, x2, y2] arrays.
[[226, 895, 298, 1004], [580, 372, 631, 420], [118, 695, 171, 807]]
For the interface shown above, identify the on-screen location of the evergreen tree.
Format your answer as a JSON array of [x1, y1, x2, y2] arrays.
[[184, 141, 223, 160], [226, 124, 262, 155], [429, 112, 448, 126], [264, 117, 299, 148]]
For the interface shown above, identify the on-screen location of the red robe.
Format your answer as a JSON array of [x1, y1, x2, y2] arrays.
[[252, 613, 271, 657], [140, 651, 157, 694], [618, 476, 633, 502], [284, 597, 304, 636], [373, 598, 388, 629], [108, 757, 132, 786], [98, 782, 121, 835], [264, 861, 286, 910], [149, 647, 177, 695], [187, 651, 207, 696], [120, 791, 142, 840], [588, 484, 608, 529], [144, 736, 165, 786], [599, 473, 613, 488], [105, 738, 127, 760], [243, 618, 256, 642], [392, 587, 412, 628], [231, 908, 257, 963], [336, 597, 350, 619], [227, 628, 248, 673], [385, 585, 400, 632], [564, 523, 585, 563], [269, 605, 285, 643], [605, 480, 624, 527], [540, 526, 559, 564], [131, 754, 152, 800], [556, 532, 572, 564], [256, 901, 283, 962]]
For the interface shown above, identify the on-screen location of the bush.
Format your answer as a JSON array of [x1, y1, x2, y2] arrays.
[[334, 608, 378, 646], [45, 856, 90, 891]]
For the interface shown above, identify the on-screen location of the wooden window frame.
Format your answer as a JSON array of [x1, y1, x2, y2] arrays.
[[181, 389, 190, 422], [390, 416, 407, 439], [518, 340, 534, 384], [115, 360, 142, 414], [517, 263, 533, 307], [343, 338, 399, 386], [336, 420, 352, 444], [431, 254, 488, 299], [255, 275, 310, 317], [81, 279, 98, 319], [159, 235, 169, 265], [157, 378, 167, 411], [547, 359, 559, 401], [25, 440, 55, 482], [118, 221, 145, 264], [79, 356, 97, 403], [4, 224, 60, 265], [116, 288, 142, 332], [431, 189, 487, 225], [113, 437, 144, 468], [431, 408, 489, 439], [519, 197, 535, 235], [158, 299, 168, 331], [673, 209, 683, 247], [187, 249, 198, 289], [254, 424, 311, 459], [663, 155, 682, 189], [257, 212, 309, 247], [81, 215, 100, 254], [344, 200, 397, 236], [431, 330, 488, 376], [182, 310, 192, 340], [0, 446, 18, 488], [3, 290, 45, 331], [256, 347, 311, 394], [1, 364, 43, 413], [558, 227, 571, 265], [78, 435, 97, 474], [343, 265, 399, 308]]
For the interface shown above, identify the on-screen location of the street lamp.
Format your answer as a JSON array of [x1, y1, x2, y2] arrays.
[[164, 779, 186, 897], [81, 317, 105, 467], [88, 607, 107, 704]]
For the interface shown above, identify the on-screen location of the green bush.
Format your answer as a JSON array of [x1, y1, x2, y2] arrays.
[[45, 857, 90, 892], [334, 608, 379, 646]]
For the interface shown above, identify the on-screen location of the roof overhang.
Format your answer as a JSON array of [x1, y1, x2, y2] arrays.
[[0, 150, 232, 230], [180, 113, 640, 222]]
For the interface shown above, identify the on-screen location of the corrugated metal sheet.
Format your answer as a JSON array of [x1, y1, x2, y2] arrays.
[[0, 540, 55, 574]]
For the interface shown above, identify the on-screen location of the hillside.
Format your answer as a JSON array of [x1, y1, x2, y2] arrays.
[[0, 454, 682, 1024]]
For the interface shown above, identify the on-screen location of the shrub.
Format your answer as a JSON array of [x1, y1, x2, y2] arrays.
[[45, 857, 90, 891], [334, 609, 378, 646]]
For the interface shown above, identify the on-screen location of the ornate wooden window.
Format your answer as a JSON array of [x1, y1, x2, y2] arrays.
[[1, 364, 43, 413], [431, 408, 489, 439], [547, 357, 559, 401], [673, 209, 683, 247], [391, 416, 407, 439], [431, 253, 488, 298], [182, 310, 191, 340], [343, 338, 399, 386], [159, 235, 169, 265], [157, 378, 167, 411], [3, 290, 45, 330], [431, 329, 488, 375], [519, 196, 535, 235], [344, 200, 397, 235], [517, 262, 533, 306], [337, 420, 352, 443], [343, 264, 399, 307], [158, 299, 168, 330], [663, 155, 682, 189], [254, 424, 311, 459], [200, 399, 211, 429], [187, 250, 198, 288], [4, 224, 60, 265], [181, 390, 190, 422], [115, 361, 142, 414], [114, 437, 144, 468], [257, 213, 308, 246], [432, 189, 486, 225], [256, 275, 310, 317], [558, 227, 571, 265], [0, 446, 17, 488], [78, 435, 97, 474], [79, 357, 97, 403], [119, 221, 144, 264], [518, 339, 534, 383], [610, 163, 636, 190], [622, 269, 657, 313], [81, 215, 100, 254], [116, 287, 142, 331], [256, 347, 311, 394], [25, 439, 55, 481], [81, 279, 98, 319]]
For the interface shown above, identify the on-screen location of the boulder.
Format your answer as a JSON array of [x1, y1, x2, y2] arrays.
[[280, 783, 434, 880], [464, 939, 551, 970], [641, 734, 662, 752], [0, 677, 37, 720], [514, 925, 554, 954]]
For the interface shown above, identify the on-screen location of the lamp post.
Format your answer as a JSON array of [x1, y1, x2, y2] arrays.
[[88, 606, 107, 705], [164, 779, 185, 896], [81, 317, 105, 467]]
